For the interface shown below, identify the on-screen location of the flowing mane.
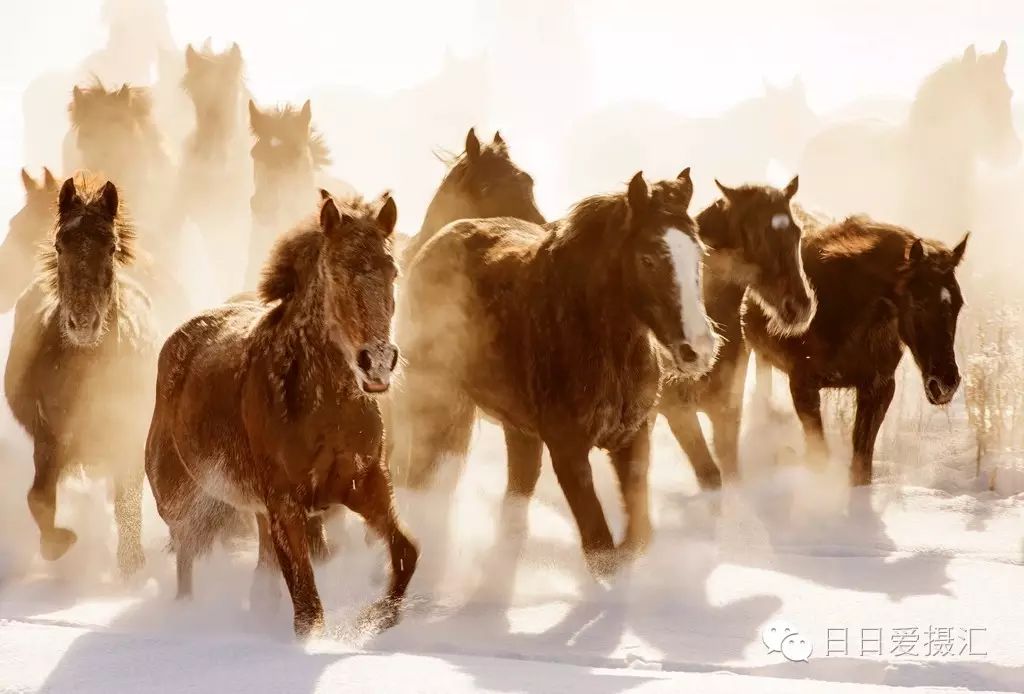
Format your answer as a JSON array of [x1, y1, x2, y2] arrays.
[[257, 195, 381, 304], [39, 172, 137, 298]]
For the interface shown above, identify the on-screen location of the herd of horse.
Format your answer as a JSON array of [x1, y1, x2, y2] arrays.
[[1, 42, 978, 638]]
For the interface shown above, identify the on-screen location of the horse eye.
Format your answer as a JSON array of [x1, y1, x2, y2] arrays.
[[642, 255, 656, 268]]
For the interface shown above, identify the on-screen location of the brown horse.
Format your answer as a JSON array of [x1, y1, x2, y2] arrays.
[[658, 178, 816, 487], [744, 217, 968, 485], [1, 168, 59, 313], [401, 127, 545, 266], [145, 191, 416, 638], [4, 174, 158, 574], [391, 171, 718, 572], [175, 42, 252, 292]]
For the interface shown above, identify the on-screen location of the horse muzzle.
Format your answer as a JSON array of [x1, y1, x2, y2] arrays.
[[925, 373, 960, 405]]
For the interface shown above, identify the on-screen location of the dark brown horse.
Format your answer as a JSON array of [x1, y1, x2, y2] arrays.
[[145, 191, 416, 638], [744, 217, 968, 485], [175, 42, 252, 292], [1, 168, 58, 313], [391, 171, 718, 572], [658, 178, 816, 487], [401, 127, 545, 266], [4, 174, 158, 574]]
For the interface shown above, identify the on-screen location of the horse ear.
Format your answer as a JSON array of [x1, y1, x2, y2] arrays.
[[627, 171, 650, 217], [994, 40, 1008, 68], [963, 44, 977, 63], [319, 196, 343, 236], [299, 99, 312, 127], [907, 238, 925, 265], [20, 168, 38, 194], [99, 181, 119, 219], [318, 188, 332, 202], [248, 100, 265, 132], [951, 232, 969, 267], [678, 167, 691, 182], [58, 177, 81, 215], [492, 130, 506, 148], [229, 42, 242, 66], [43, 167, 57, 189], [466, 127, 481, 161], [185, 44, 199, 70], [715, 179, 739, 202], [377, 195, 398, 237], [784, 175, 799, 200], [116, 84, 131, 103], [71, 85, 83, 109]]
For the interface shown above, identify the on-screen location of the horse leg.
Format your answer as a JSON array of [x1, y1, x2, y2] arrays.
[[346, 462, 419, 632], [547, 438, 615, 577], [707, 400, 742, 482], [505, 426, 544, 502], [173, 527, 195, 600], [851, 379, 895, 486], [790, 379, 827, 465], [28, 431, 75, 561], [250, 513, 281, 612], [266, 493, 323, 638], [609, 419, 653, 555], [660, 396, 722, 490], [114, 467, 145, 576]]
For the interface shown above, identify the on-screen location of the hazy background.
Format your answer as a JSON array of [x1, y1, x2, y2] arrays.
[[1, 0, 1021, 214]]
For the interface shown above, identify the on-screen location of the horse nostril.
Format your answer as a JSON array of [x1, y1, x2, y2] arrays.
[[67, 315, 78, 330], [389, 348, 399, 371], [91, 315, 102, 331], [357, 349, 373, 372], [678, 343, 698, 363], [926, 377, 943, 401], [781, 297, 798, 320]]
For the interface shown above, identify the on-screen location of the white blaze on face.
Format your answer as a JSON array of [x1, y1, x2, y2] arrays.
[[664, 228, 716, 361], [940, 287, 952, 304], [771, 213, 791, 230]]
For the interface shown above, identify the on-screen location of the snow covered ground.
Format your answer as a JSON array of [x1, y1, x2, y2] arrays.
[[1, 352, 1022, 693]]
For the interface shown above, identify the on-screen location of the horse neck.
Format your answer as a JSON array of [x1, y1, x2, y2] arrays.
[[538, 231, 642, 338], [417, 187, 468, 236]]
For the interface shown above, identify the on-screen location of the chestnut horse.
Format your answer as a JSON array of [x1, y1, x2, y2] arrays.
[[391, 171, 718, 572], [658, 178, 816, 487], [145, 191, 415, 637], [5, 174, 158, 574], [744, 217, 968, 485]]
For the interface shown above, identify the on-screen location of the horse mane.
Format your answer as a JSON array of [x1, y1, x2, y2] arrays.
[[69, 79, 154, 127], [551, 192, 627, 249], [257, 195, 375, 304], [250, 104, 332, 169], [39, 172, 137, 297]]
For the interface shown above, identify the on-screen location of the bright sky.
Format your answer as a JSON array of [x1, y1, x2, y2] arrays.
[[0, 0, 1022, 204]]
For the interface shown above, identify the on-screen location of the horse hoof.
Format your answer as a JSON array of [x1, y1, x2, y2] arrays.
[[294, 611, 325, 640], [358, 598, 401, 634], [118, 544, 146, 577], [584, 548, 620, 582], [40, 528, 77, 561]]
